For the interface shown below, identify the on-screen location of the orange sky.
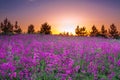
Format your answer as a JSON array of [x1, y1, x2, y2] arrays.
[[0, 0, 120, 34]]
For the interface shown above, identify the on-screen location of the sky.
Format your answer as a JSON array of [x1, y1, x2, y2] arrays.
[[0, 0, 120, 34]]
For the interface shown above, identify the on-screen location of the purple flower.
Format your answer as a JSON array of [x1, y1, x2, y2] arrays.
[[10, 72, 17, 79], [117, 59, 120, 66], [74, 65, 80, 72], [108, 72, 115, 80]]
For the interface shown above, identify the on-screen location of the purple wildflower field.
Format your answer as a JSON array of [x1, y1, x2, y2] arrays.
[[0, 34, 120, 80]]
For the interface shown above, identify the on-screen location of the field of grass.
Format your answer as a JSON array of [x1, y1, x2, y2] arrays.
[[0, 34, 120, 80]]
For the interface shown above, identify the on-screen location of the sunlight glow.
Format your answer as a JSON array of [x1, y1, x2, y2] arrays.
[[59, 18, 79, 34], [62, 24, 75, 34]]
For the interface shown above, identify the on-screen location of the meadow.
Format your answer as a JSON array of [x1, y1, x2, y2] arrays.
[[0, 34, 120, 80]]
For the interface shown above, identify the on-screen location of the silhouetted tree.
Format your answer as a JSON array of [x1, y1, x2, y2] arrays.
[[75, 26, 87, 36], [0, 18, 13, 35], [59, 32, 64, 36], [59, 32, 71, 36], [40, 22, 51, 34], [79, 27, 87, 36], [66, 32, 69, 36], [28, 24, 35, 34], [109, 24, 119, 39], [75, 25, 80, 36], [100, 25, 107, 38], [70, 32, 73, 36], [90, 25, 99, 37], [0, 23, 3, 33], [14, 21, 22, 34]]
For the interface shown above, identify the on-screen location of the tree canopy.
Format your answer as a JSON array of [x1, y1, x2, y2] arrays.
[[109, 24, 119, 39], [28, 24, 35, 34], [14, 21, 22, 34], [40, 22, 52, 34], [90, 25, 99, 37], [0, 18, 13, 35], [75, 26, 87, 36]]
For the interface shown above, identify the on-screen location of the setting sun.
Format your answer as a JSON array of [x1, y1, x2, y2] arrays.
[[58, 18, 79, 34], [60, 24, 76, 34]]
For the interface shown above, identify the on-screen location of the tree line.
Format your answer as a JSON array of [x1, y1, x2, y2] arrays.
[[0, 18, 120, 39], [0, 18, 51, 35], [75, 24, 119, 39]]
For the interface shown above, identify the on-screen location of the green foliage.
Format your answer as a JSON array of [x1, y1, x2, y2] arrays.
[[14, 56, 20, 61], [40, 60, 46, 71], [74, 73, 94, 80], [1, 59, 7, 63], [113, 67, 120, 79], [33, 60, 60, 80], [98, 74, 108, 80]]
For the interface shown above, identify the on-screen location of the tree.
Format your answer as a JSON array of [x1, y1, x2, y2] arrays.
[[14, 21, 22, 34], [70, 32, 73, 36], [100, 25, 107, 38], [75, 25, 80, 36], [40, 22, 52, 34], [0, 23, 3, 33], [90, 25, 99, 37], [63, 32, 69, 36], [79, 27, 87, 36], [109, 24, 119, 39], [28, 24, 35, 34], [75, 26, 87, 36], [0, 18, 13, 35]]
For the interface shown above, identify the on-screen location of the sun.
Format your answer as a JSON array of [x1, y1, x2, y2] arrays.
[[59, 18, 79, 34], [62, 24, 75, 34]]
